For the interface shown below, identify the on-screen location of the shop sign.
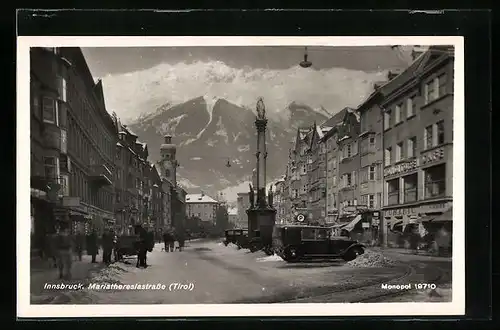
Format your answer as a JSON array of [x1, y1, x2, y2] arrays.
[[372, 219, 380, 226], [419, 201, 451, 214], [384, 207, 418, 217], [384, 159, 417, 177], [362, 222, 370, 228], [421, 147, 445, 166]]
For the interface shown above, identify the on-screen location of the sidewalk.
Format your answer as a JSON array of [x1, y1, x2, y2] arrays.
[[369, 246, 452, 262], [30, 250, 106, 300]]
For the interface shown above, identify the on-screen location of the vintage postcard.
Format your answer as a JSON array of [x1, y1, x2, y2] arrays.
[[17, 36, 464, 318]]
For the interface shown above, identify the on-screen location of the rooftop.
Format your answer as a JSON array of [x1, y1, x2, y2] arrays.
[[185, 194, 219, 204]]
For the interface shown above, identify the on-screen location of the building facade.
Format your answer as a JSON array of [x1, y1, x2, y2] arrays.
[[31, 47, 118, 243], [337, 108, 361, 218], [381, 46, 454, 247], [185, 193, 220, 223], [307, 123, 329, 224], [273, 179, 286, 224]]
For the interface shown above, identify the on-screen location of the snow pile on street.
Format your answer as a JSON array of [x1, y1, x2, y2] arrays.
[[91, 264, 127, 283], [346, 250, 396, 268], [256, 254, 284, 262]]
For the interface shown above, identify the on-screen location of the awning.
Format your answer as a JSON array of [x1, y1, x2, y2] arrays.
[[331, 222, 348, 229], [431, 208, 453, 222], [390, 220, 403, 230], [419, 215, 436, 222], [343, 215, 362, 232]]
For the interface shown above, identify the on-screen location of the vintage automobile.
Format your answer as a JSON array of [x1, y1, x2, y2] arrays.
[[223, 229, 248, 247], [115, 235, 138, 259], [272, 225, 365, 262]]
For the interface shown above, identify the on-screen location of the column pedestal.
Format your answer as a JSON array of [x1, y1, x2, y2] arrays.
[[246, 207, 276, 248]]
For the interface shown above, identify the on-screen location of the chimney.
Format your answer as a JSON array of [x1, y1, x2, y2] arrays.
[[164, 135, 172, 144]]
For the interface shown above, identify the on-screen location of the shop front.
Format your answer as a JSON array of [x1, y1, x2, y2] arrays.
[[383, 200, 453, 250], [30, 188, 57, 257]]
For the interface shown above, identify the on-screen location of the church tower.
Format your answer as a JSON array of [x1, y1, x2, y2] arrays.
[[160, 135, 177, 186]]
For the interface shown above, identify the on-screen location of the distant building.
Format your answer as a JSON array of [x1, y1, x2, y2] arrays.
[[227, 207, 239, 227], [185, 193, 220, 224], [236, 192, 250, 228]]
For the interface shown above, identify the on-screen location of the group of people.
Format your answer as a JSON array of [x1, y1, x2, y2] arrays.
[[41, 222, 157, 279], [162, 228, 185, 252]]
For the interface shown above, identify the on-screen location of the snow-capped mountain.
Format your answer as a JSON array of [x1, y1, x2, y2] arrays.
[[128, 96, 328, 199]]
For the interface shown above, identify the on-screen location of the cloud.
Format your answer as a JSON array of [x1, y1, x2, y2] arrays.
[[99, 60, 389, 123]]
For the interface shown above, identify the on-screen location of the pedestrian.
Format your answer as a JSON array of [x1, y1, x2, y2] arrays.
[[54, 221, 73, 280], [176, 229, 185, 252], [44, 229, 58, 268], [163, 231, 173, 252], [102, 228, 113, 265], [134, 225, 147, 268], [86, 229, 99, 263], [74, 230, 84, 261]]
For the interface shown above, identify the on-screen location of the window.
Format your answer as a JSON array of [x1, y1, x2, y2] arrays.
[[395, 104, 402, 124], [332, 158, 337, 169], [385, 147, 392, 166], [343, 173, 352, 187], [424, 125, 434, 149], [437, 120, 445, 145], [42, 97, 58, 125], [424, 164, 446, 198], [396, 142, 404, 161], [366, 194, 375, 209], [438, 73, 447, 97], [425, 79, 437, 104], [58, 76, 67, 102], [301, 164, 307, 174], [368, 165, 376, 181], [332, 175, 337, 186], [407, 96, 416, 118], [407, 137, 417, 158], [384, 110, 391, 129], [346, 144, 352, 158], [387, 178, 400, 205], [369, 136, 375, 146], [403, 174, 418, 203], [44, 156, 59, 179]]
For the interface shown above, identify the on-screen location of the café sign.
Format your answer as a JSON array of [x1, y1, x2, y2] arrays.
[[384, 159, 417, 177], [421, 147, 445, 165]]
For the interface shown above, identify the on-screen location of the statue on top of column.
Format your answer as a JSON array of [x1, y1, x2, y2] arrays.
[[268, 184, 274, 208], [248, 183, 255, 208], [256, 97, 266, 120]]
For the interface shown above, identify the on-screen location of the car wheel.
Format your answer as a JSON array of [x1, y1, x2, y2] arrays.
[[343, 247, 364, 261], [284, 247, 299, 262], [249, 244, 259, 253], [223, 241, 228, 246], [236, 244, 242, 250], [264, 247, 273, 256]]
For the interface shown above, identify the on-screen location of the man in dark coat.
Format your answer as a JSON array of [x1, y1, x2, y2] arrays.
[[102, 229, 114, 265], [86, 229, 99, 263], [163, 231, 173, 252], [134, 225, 147, 268], [74, 230, 84, 261]]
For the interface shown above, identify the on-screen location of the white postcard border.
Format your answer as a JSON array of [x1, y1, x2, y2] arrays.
[[17, 36, 465, 318]]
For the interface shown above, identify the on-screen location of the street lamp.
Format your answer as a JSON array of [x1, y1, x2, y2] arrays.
[[299, 47, 312, 68]]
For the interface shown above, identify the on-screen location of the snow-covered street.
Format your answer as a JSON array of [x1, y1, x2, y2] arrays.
[[32, 239, 451, 304]]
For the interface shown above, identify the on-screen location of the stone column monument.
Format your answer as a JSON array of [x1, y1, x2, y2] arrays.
[[246, 98, 276, 251]]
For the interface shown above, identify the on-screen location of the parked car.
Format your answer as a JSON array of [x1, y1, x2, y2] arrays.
[[272, 225, 365, 262], [223, 229, 248, 247]]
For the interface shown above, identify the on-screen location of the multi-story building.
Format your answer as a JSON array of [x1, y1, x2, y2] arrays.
[[289, 127, 311, 218], [381, 46, 454, 244], [228, 207, 239, 227], [306, 123, 330, 224], [273, 179, 286, 224], [31, 47, 118, 241], [320, 108, 350, 224], [337, 108, 362, 218], [148, 163, 166, 236], [185, 193, 220, 223]]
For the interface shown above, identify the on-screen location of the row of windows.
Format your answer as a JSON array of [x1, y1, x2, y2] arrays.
[[68, 165, 114, 212], [383, 73, 448, 130], [66, 75, 114, 161], [386, 163, 446, 205], [384, 120, 445, 165]]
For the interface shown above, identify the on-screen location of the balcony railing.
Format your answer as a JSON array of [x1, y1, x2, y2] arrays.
[[89, 164, 113, 186]]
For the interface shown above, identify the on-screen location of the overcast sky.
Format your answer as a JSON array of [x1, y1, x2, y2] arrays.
[[82, 46, 415, 122]]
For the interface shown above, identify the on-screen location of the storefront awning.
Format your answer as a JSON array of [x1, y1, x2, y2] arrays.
[[343, 215, 362, 232], [390, 220, 403, 230], [431, 208, 453, 222], [419, 215, 436, 222]]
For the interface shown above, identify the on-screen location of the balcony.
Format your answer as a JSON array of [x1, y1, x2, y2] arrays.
[[88, 164, 113, 186]]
